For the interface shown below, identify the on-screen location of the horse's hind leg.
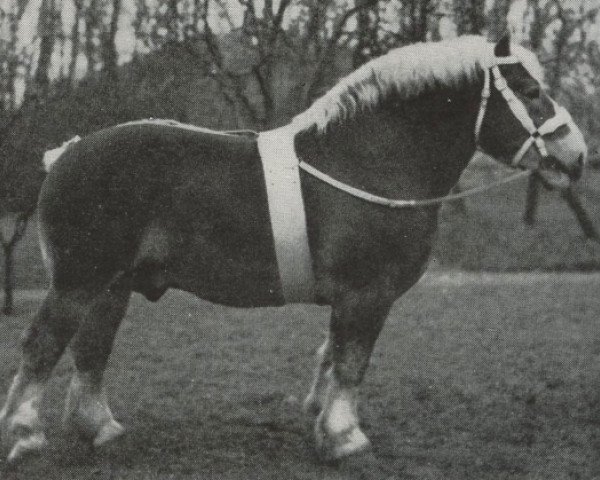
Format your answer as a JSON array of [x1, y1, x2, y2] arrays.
[[312, 291, 393, 461], [0, 288, 87, 462], [63, 277, 130, 447]]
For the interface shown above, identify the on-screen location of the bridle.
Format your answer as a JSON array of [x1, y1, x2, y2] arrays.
[[474, 54, 572, 168]]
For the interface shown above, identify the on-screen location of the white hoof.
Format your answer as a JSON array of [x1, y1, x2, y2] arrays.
[[7, 432, 47, 463], [315, 414, 371, 461], [93, 419, 125, 447]]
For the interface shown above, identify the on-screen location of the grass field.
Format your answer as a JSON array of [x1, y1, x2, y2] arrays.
[[1, 273, 599, 479]]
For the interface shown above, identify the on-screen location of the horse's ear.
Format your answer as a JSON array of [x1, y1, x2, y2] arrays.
[[494, 33, 511, 57]]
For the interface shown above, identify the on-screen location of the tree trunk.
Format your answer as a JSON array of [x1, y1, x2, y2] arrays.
[[488, 0, 511, 40], [523, 173, 540, 225], [562, 187, 600, 243], [102, 0, 122, 83], [5, 1, 28, 110], [68, 0, 84, 85], [85, 0, 100, 74], [353, 0, 378, 67], [454, 0, 485, 35], [3, 244, 14, 315], [0, 213, 29, 316], [30, 0, 57, 101]]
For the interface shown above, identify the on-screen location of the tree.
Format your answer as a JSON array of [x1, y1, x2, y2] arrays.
[[353, 0, 380, 67], [68, 0, 84, 85], [29, 0, 59, 101], [0, 0, 29, 111], [488, 0, 511, 40], [101, 0, 122, 83], [454, 0, 485, 35], [0, 0, 59, 314]]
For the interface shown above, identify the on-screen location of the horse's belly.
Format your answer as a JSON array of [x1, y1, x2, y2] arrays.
[[169, 244, 286, 308]]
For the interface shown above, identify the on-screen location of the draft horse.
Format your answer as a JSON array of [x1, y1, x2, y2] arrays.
[[0, 35, 587, 463]]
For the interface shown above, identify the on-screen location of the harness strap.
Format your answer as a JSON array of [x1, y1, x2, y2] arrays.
[[300, 161, 530, 208], [257, 126, 315, 303], [474, 68, 490, 144]]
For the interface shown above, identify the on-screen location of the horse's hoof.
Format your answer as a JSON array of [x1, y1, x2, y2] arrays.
[[6, 432, 47, 463], [315, 414, 371, 461], [93, 419, 125, 447]]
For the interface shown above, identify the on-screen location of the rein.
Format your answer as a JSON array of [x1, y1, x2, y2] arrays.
[[222, 129, 533, 208], [297, 161, 531, 208]]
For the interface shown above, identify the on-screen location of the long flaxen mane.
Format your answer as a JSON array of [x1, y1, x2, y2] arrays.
[[292, 36, 544, 133]]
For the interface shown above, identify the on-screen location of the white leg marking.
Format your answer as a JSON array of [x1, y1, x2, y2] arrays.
[[304, 339, 331, 414], [1, 374, 48, 462], [326, 388, 358, 434], [315, 375, 371, 460], [9, 382, 44, 431], [93, 419, 125, 447], [7, 432, 48, 463], [64, 372, 124, 445]]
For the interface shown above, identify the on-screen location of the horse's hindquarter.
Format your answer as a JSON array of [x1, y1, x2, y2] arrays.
[[39, 124, 283, 306]]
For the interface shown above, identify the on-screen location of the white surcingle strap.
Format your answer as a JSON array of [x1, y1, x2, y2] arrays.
[[257, 126, 316, 303]]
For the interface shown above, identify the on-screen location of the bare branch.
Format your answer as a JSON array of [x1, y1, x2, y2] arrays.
[[305, 2, 377, 104]]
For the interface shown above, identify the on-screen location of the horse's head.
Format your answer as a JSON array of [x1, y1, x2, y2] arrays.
[[477, 35, 587, 190]]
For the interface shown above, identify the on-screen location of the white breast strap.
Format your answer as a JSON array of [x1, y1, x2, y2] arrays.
[[257, 126, 315, 303]]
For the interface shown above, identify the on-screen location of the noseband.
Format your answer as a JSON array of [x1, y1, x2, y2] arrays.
[[474, 55, 572, 167]]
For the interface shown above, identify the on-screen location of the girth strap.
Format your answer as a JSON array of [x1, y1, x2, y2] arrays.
[[257, 126, 316, 303]]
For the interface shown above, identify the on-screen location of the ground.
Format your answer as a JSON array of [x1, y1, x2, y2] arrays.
[[0, 272, 599, 479]]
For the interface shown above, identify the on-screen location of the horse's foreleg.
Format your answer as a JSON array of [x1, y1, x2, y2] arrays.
[[313, 292, 392, 461], [64, 282, 130, 447], [303, 337, 332, 415], [1, 288, 82, 462]]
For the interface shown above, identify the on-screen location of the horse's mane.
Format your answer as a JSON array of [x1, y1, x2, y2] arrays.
[[292, 36, 544, 133]]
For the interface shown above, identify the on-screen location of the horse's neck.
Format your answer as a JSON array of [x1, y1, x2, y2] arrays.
[[295, 86, 482, 200]]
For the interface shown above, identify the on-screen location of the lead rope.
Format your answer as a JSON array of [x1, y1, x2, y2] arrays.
[[298, 161, 530, 208]]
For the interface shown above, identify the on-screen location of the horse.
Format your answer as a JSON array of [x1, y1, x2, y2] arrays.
[[0, 34, 587, 464]]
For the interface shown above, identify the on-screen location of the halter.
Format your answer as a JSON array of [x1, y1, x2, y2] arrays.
[[474, 55, 572, 167]]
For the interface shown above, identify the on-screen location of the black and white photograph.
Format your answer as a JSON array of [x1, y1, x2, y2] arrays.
[[0, 0, 599, 478]]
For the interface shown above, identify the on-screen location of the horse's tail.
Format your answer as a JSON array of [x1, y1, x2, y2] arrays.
[[42, 136, 81, 172]]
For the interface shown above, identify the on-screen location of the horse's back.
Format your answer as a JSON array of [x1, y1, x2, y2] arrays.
[[39, 124, 282, 305]]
